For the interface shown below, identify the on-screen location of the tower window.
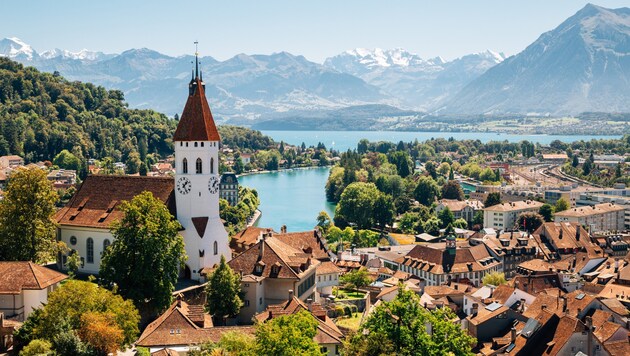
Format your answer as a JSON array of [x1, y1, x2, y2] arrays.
[[194, 142, 198, 147], [87, 238, 94, 264], [196, 158, 202, 174], [210, 158, 214, 174], [182, 158, 188, 174], [180, 142, 182, 147], [214, 241, 218, 255], [201, 142, 204, 147], [186, 142, 188, 147]]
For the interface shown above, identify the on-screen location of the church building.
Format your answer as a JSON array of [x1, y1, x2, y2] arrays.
[[55, 55, 230, 281]]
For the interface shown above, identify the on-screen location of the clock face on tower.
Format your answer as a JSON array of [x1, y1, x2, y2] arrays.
[[177, 177, 191, 195], [208, 176, 219, 194]]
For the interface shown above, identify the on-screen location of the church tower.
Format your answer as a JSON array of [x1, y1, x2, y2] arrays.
[[173, 49, 230, 280]]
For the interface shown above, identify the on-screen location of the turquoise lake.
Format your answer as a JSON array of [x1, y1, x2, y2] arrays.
[[239, 130, 622, 232], [261, 130, 621, 153], [238, 167, 336, 232]]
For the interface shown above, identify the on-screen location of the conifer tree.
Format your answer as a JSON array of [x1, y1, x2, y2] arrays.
[[205, 255, 243, 325]]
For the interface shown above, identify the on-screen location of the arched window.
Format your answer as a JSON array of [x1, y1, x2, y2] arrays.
[[213, 241, 218, 255], [87, 238, 94, 264], [210, 157, 214, 174], [196, 158, 202, 174], [103, 239, 110, 251], [182, 158, 188, 174]]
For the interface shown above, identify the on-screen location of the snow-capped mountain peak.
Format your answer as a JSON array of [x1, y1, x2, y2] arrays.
[[0, 37, 36, 60]]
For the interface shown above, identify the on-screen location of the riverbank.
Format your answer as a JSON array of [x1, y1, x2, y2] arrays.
[[246, 209, 262, 227]]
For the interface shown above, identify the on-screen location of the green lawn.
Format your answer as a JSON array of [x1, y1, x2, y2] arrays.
[[335, 313, 363, 330], [334, 288, 366, 300]]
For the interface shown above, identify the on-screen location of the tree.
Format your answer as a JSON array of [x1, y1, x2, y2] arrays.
[[414, 176, 440, 206], [539, 203, 554, 222], [18, 279, 140, 353], [340, 268, 372, 291], [373, 193, 395, 231], [234, 157, 245, 174], [482, 272, 507, 286], [422, 216, 441, 236], [583, 158, 592, 175], [472, 211, 484, 228], [0, 167, 58, 263], [437, 207, 455, 229], [255, 310, 322, 356], [205, 255, 243, 325], [20, 339, 52, 356], [357, 139, 369, 154], [484, 192, 502, 208], [554, 197, 570, 213], [441, 180, 464, 200], [139, 162, 148, 176], [346, 286, 475, 355], [100, 191, 186, 315], [78, 311, 125, 355], [53, 149, 81, 171], [424, 161, 438, 179], [572, 155, 579, 168], [316, 211, 332, 233], [335, 182, 380, 229], [453, 218, 468, 229], [516, 212, 545, 232], [399, 212, 419, 234]]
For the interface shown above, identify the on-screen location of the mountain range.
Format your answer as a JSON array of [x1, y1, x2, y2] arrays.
[[1, 3, 629, 123]]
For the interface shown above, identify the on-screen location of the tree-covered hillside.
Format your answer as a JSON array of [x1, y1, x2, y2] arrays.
[[0, 57, 176, 164]]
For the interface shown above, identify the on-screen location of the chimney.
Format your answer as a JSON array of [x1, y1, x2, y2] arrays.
[[562, 297, 567, 313], [307, 298, 313, 311], [510, 327, 516, 343], [615, 259, 619, 273], [576, 227, 580, 241], [288, 289, 294, 300], [176, 294, 183, 307], [472, 303, 479, 316], [541, 304, 547, 310], [259, 239, 265, 261], [281, 225, 287, 234], [559, 229, 563, 240], [510, 231, 514, 240]]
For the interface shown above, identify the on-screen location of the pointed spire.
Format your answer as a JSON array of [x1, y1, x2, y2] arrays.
[[194, 40, 199, 79]]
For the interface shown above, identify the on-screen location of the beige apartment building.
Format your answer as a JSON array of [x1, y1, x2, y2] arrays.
[[483, 200, 544, 230], [554, 202, 626, 232]]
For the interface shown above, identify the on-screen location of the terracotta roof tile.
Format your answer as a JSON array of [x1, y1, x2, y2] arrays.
[[274, 230, 329, 261], [316, 261, 342, 275], [604, 339, 630, 356], [173, 79, 220, 142], [0, 262, 67, 294], [228, 236, 316, 279], [137, 300, 254, 348], [55, 175, 175, 229]]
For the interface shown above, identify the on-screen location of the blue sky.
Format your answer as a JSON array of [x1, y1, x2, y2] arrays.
[[2, 1, 628, 62]]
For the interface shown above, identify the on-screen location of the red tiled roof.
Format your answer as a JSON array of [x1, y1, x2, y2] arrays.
[[0, 262, 67, 294], [274, 230, 329, 261], [228, 236, 316, 279], [316, 261, 342, 275], [255, 297, 343, 345], [173, 79, 220, 142], [137, 300, 253, 348], [55, 175, 176, 229]]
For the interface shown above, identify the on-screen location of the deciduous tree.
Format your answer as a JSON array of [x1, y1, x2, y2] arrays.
[[554, 198, 570, 213], [255, 310, 322, 356], [346, 286, 475, 355], [100, 191, 185, 315], [441, 180, 465, 200], [484, 192, 502, 208], [539, 204, 554, 222], [414, 176, 440, 206], [0, 167, 58, 263]]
